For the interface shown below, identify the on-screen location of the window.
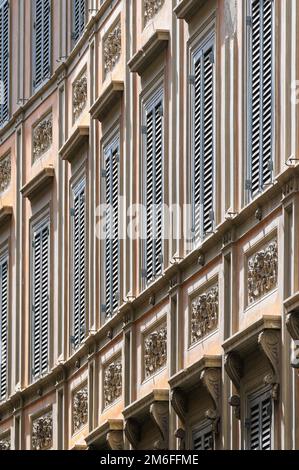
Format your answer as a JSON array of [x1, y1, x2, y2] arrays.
[[71, 180, 86, 348], [192, 422, 214, 450], [246, 389, 272, 450], [32, 220, 50, 380], [190, 37, 215, 243], [143, 90, 164, 285], [72, 0, 86, 45], [32, 0, 51, 91], [247, 0, 274, 199], [0, 254, 8, 401], [0, 0, 9, 126], [103, 139, 120, 319]]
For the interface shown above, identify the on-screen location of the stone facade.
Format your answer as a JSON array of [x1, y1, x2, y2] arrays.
[[73, 72, 87, 122], [144, 0, 165, 26], [0, 434, 10, 450], [191, 285, 219, 344]]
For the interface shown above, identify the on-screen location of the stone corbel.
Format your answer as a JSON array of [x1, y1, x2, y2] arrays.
[[286, 308, 299, 368], [124, 418, 140, 450], [258, 330, 280, 400], [150, 402, 169, 450], [200, 368, 221, 434], [170, 388, 187, 450], [106, 430, 124, 451], [174, 428, 185, 451], [224, 352, 243, 420]]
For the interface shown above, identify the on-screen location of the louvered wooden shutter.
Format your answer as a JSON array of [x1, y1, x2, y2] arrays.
[[248, 0, 274, 197], [192, 42, 215, 242], [0, 257, 8, 401], [33, 0, 51, 90], [145, 97, 163, 284], [0, 0, 9, 125], [193, 424, 214, 450], [247, 390, 272, 450], [73, 182, 86, 347], [72, 0, 86, 44], [104, 143, 120, 318], [32, 223, 49, 379]]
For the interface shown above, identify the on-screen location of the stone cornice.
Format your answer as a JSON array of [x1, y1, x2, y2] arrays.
[[0, 205, 13, 225], [21, 167, 55, 200], [59, 125, 89, 162], [128, 30, 170, 76], [123, 389, 169, 420], [85, 419, 124, 450], [174, 0, 210, 22], [90, 81, 124, 122], [169, 355, 222, 391]]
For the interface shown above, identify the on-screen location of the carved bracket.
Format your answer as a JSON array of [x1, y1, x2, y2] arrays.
[[170, 388, 188, 424], [174, 428, 185, 450], [224, 352, 243, 420], [258, 329, 280, 400], [106, 430, 124, 451], [124, 418, 140, 450], [149, 402, 169, 450], [286, 309, 299, 340], [200, 368, 221, 434]]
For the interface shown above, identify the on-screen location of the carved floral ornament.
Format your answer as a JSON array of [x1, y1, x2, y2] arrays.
[[73, 385, 88, 434], [103, 21, 121, 78], [247, 239, 278, 304], [144, 324, 167, 379], [144, 0, 165, 26], [32, 410, 53, 450], [73, 72, 87, 122], [191, 285, 219, 345], [0, 154, 11, 194], [103, 359, 122, 408], [0, 434, 10, 450], [32, 114, 53, 162]]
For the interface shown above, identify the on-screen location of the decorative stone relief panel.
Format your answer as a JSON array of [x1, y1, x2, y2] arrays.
[[73, 71, 87, 122], [103, 20, 121, 78], [144, 0, 165, 26], [72, 385, 88, 434], [144, 323, 167, 379], [247, 239, 278, 304], [32, 114, 53, 163], [0, 154, 11, 194], [103, 358, 122, 408], [32, 410, 53, 450], [191, 285, 219, 345], [0, 433, 10, 450]]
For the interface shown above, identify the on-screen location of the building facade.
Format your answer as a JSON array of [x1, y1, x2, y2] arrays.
[[0, 0, 299, 451]]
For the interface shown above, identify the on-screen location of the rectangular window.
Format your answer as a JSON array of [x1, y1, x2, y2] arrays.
[[246, 389, 272, 450], [72, 0, 86, 45], [143, 91, 164, 285], [72, 180, 86, 348], [0, 0, 9, 126], [192, 422, 214, 450], [32, 0, 51, 91], [191, 37, 215, 243], [0, 255, 8, 401], [103, 139, 120, 319], [32, 220, 50, 380], [247, 0, 274, 198]]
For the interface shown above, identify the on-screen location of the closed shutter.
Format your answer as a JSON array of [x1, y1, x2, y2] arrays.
[[193, 424, 214, 450], [246, 390, 272, 450], [72, 0, 86, 44], [104, 143, 120, 318], [33, 0, 51, 90], [0, 257, 8, 401], [73, 181, 86, 348], [192, 42, 215, 242], [248, 0, 274, 198], [0, 0, 9, 126], [144, 95, 163, 284], [32, 223, 49, 379]]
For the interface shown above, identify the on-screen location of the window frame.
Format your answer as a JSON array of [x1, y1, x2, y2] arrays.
[[0, 0, 10, 127], [245, 386, 273, 450], [0, 249, 9, 402], [32, 0, 52, 93]]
